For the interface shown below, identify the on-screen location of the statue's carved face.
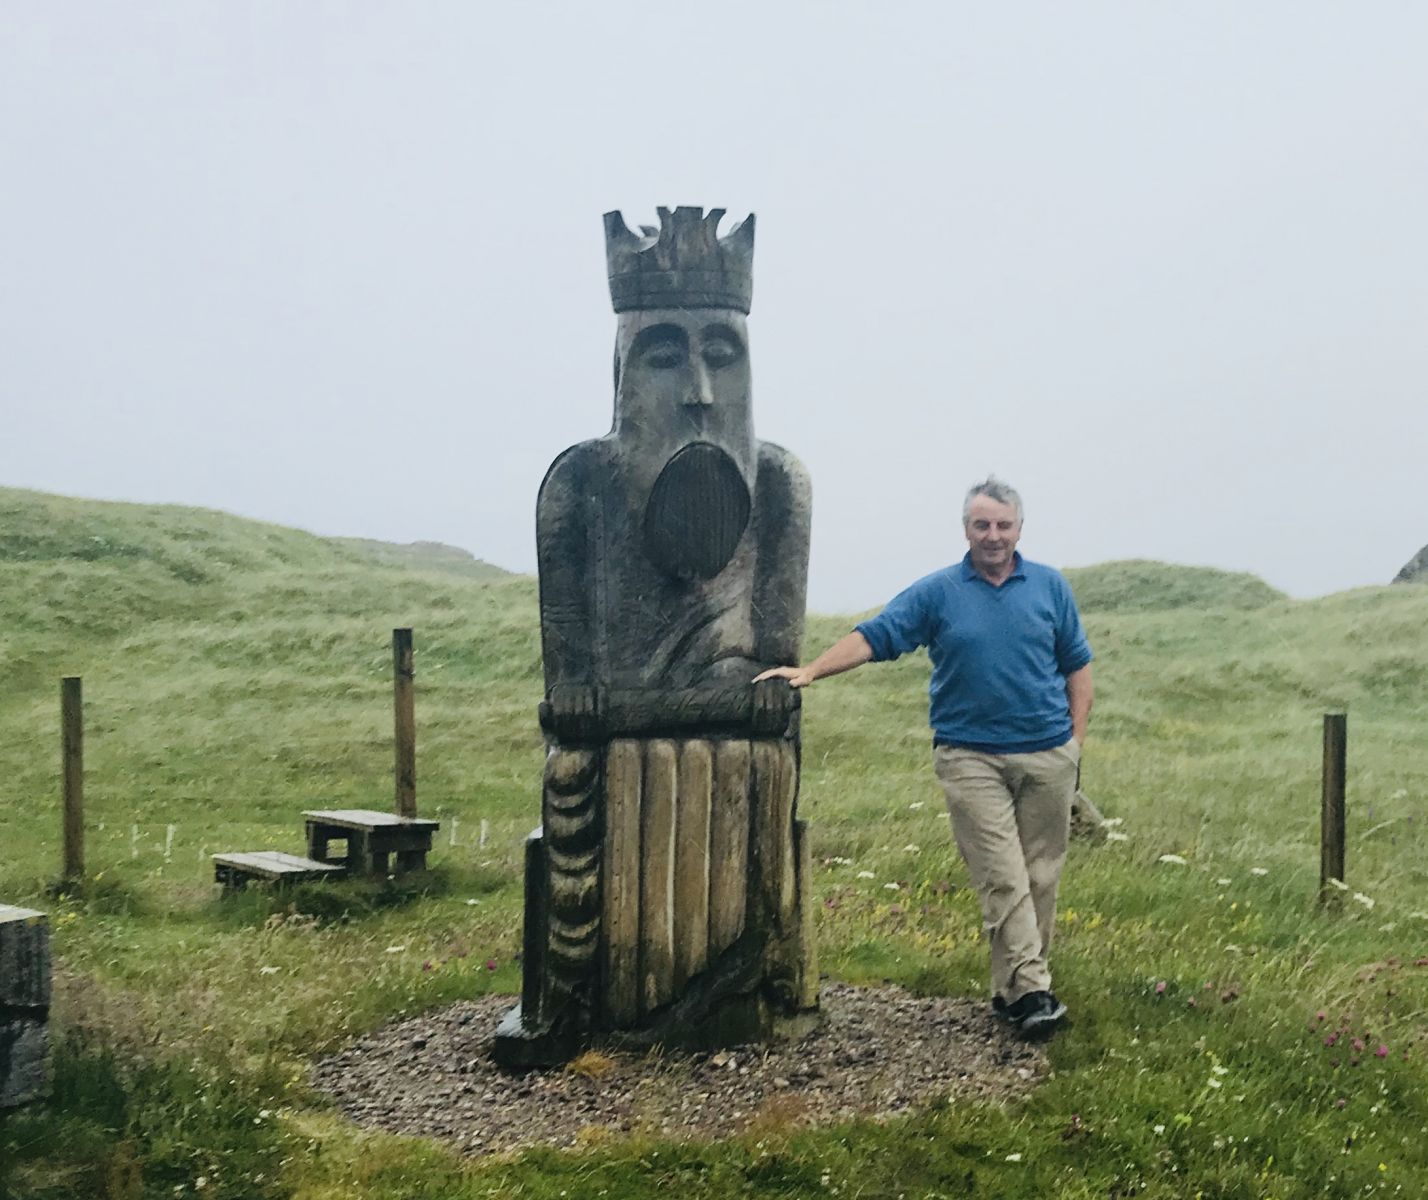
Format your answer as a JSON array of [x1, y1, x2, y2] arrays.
[[614, 310, 752, 451]]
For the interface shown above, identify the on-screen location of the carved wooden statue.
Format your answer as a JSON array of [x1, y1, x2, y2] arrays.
[[494, 207, 817, 1066]]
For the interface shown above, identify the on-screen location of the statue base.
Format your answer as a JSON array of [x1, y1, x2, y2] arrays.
[[493, 996, 820, 1070]]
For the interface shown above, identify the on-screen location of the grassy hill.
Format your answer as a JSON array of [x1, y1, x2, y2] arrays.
[[1065, 558, 1285, 613], [1, 487, 1425, 1200]]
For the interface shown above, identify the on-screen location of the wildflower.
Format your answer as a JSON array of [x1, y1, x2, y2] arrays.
[[1375, 1044, 1389, 1058], [484, 958, 498, 971], [856, 870, 875, 879], [464, 899, 482, 906], [1352, 1038, 1365, 1053], [1324, 877, 1349, 892], [1250, 867, 1268, 876], [384, 945, 407, 953], [1315, 1010, 1327, 1022], [1153, 1123, 1166, 1134], [422, 961, 434, 972], [903, 844, 920, 853], [1335, 1097, 1346, 1109], [259, 966, 280, 975], [1207, 1077, 1222, 1089], [1155, 981, 1167, 995], [1157, 853, 1187, 865], [1352, 892, 1375, 910], [1004, 1153, 1023, 1162], [1102, 817, 1124, 826], [883, 882, 901, 891], [1325, 1034, 1338, 1047], [1217, 878, 1232, 885], [1212, 1065, 1228, 1076], [1106, 831, 1130, 842], [908, 801, 925, 810]]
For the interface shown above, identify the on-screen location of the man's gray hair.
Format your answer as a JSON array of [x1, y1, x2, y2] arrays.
[[963, 477, 1024, 523]]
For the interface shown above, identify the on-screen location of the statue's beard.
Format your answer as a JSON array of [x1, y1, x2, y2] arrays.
[[641, 442, 751, 582]]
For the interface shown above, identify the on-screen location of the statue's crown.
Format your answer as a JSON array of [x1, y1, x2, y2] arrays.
[[603, 207, 754, 314]]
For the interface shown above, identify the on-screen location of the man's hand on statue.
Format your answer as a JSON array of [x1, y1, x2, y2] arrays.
[[753, 665, 815, 689]]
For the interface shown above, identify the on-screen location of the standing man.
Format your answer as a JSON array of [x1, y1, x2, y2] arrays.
[[754, 477, 1092, 1035]]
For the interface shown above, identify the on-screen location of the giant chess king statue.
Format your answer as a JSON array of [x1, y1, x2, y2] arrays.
[[495, 207, 818, 1065]]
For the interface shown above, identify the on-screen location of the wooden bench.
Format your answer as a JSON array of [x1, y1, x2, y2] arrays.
[[302, 809, 440, 876], [212, 851, 346, 891]]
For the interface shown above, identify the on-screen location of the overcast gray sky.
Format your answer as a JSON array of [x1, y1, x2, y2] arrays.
[[3, 2, 1425, 612]]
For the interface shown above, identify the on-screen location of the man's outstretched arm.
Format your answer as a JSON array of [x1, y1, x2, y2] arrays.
[[753, 631, 874, 689]]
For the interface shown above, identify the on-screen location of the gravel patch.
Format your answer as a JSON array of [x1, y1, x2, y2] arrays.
[[312, 982, 1050, 1156]]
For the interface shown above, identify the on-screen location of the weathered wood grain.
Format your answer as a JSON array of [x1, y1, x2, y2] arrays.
[[752, 739, 797, 929], [602, 739, 642, 1025], [708, 739, 750, 954], [61, 677, 83, 882], [672, 740, 712, 991], [639, 740, 678, 1015], [795, 819, 819, 1010], [392, 629, 416, 817]]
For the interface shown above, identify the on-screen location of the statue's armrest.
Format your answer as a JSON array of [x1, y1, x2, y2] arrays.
[[539, 680, 799, 741]]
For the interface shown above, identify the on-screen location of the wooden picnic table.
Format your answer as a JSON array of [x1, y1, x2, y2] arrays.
[[302, 809, 440, 876]]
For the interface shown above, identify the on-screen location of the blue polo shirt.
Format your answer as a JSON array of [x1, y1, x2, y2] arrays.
[[854, 552, 1092, 754]]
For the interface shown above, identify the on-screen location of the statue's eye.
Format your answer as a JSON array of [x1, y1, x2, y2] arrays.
[[702, 336, 742, 370], [641, 341, 686, 369]]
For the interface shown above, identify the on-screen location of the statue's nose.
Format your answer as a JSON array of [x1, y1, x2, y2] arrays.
[[685, 362, 714, 407]]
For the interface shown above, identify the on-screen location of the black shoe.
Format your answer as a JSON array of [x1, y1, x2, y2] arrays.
[[1005, 990, 1067, 1035], [991, 995, 1009, 1021]]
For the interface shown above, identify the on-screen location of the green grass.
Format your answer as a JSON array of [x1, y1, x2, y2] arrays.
[[1, 486, 1426, 1199]]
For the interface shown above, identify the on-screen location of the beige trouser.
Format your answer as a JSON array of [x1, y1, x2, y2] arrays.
[[933, 739, 1080, 1004]]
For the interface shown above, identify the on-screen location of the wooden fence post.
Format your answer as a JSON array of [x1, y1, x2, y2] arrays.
[[393, 629, 416, 817], [1319, 710, 1346, 906], [60, 677, 84, 883]]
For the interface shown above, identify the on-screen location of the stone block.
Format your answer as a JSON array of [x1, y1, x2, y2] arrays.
[[0, 1016, 50, 1107], [0, 905, 50, 1010]]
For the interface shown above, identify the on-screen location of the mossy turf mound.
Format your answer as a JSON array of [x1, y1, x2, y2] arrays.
[[1064, 558, 1285, 614]]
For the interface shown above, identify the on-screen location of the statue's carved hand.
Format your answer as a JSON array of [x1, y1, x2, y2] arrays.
[[751, 676, 799, 735], [539, 683, 607, 742]]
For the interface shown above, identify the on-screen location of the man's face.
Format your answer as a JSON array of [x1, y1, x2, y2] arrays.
[[964, 494, 1022, 575], [615, 309, 751, 447]]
